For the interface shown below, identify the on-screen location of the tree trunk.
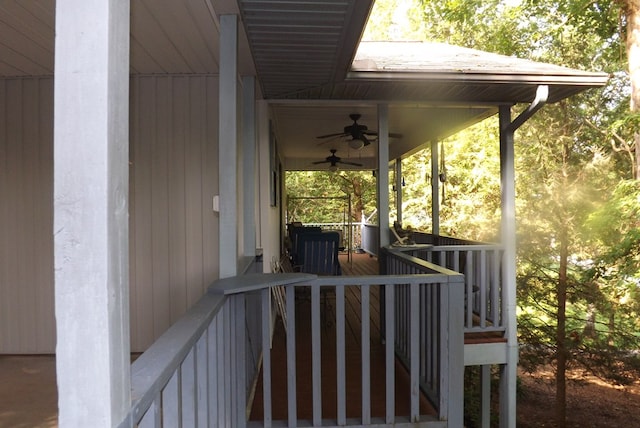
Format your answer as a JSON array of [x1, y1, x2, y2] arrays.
[[583, 303, 597, 339], [625, 0, 640, 179], [556, 222, 569, 428]]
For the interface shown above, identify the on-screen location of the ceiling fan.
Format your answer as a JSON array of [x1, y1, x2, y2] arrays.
[[312, 149, 363, 170], [316, 113, 403, 149]]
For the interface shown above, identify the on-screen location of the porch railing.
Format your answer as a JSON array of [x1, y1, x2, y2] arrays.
[[383, 243, 506, 335], [117, 270, 464, 428]]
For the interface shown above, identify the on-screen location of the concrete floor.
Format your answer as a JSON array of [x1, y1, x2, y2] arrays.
[[0, 355, 57, 428]]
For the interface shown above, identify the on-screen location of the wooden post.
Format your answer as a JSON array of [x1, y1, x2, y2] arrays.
[[377, 104, 390, 248], [499, 104, 518, 428], [242, 76, 256, 258], [395, 159, 403, 225], [53, 0, 130, 426], [219, 14, 238, 278], [431, 139, 440, 235]]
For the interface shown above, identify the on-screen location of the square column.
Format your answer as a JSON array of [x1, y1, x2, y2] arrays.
[[53, 0, 131, 426]]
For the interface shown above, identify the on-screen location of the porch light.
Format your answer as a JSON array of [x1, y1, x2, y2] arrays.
[[348, 138, 365, 150]]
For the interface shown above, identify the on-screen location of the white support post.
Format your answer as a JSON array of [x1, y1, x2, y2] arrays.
[[377, 104, 390, 248], [53, 0, 130, 426], [499, 105, 518, 428], [219, 14, 239, 278], [395, 159, 403, 226], [431, 139, 440, 235], [242, 76, 256, 258], [446, 277, 465, 428]]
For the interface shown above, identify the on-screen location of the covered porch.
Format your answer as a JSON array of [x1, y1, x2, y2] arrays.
[[0, 1, 609, 428]]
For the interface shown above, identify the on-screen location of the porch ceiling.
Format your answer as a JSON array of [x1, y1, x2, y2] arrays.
[[0, 1, 609, 170]]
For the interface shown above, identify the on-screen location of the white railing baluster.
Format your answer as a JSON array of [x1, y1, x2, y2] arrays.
[[439, 282, 449, 420], [208, 319, 218, 427], [235, 294, 247, 428], [138, 395, 160, 428], [384, 284, 395, 424], [312, 284, 322, 426], [410, 283, 420, 422], [181, 348, 196, 427], [162, 370, 180, 427], [466, 251, 473, 329], [196, 333, 208, 427], [336, 286, 346, 425], [261, 288, 272, 427], [216, 311, 226, 428], [224, 303, 232, 427], [453, 249, 459, 272], [361, 284, 371, 424], [286, 284, 297, 427], [492, 249, 501, 326]]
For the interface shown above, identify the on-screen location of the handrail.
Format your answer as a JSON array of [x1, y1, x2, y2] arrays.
[[384, 244, 506, 335], [118, 269, 465, 428], [118, 291, 226, 428]]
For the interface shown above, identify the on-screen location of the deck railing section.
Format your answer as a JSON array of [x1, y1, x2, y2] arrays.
[[384, 244, 505, 335], [118, 270, 464, 428], [116, 291, 230, 428]]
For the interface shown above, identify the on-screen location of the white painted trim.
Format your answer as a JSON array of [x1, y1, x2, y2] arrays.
[[464, 343, 508, 366]]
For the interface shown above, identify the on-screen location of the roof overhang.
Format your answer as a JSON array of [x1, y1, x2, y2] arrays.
[[273, 42, 609, 170], [0, 3, 609, 171]]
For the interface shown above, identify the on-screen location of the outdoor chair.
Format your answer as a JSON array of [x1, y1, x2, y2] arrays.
[[295, 231, 342, 323]]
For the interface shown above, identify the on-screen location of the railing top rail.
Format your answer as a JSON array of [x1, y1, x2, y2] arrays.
[[308, 273, 463, 286], [428, 244, 505, 251], [209, 270, 465, 298], [209, 272, 316, 296], [383, 247, 465, 278]]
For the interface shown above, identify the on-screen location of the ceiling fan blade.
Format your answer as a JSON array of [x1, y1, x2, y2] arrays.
[[316, 135, 344, 146], [362, 130, 403, 138], [339, 160, 363, 166], [317, 132, 347, 139]]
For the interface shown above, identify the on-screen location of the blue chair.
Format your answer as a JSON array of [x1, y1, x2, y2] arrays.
[[297, 231, 342, 276]]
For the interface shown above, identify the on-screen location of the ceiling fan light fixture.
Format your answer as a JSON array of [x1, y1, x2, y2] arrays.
[[348, 138, 365, 150], [328, 164, 339, 172]]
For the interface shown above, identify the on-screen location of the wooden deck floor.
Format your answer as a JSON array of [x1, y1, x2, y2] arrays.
[[249, 253, 436, 423]]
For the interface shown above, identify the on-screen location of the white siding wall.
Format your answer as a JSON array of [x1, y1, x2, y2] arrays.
[[0, 77, 55, 353], [0, 75, 220, 353], [129, 75, 219, 351]]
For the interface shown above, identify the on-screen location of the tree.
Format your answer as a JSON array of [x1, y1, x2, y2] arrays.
[[622, 0, 640, 179], [285, 170, 376, 223], [412, 1, 640, 426]]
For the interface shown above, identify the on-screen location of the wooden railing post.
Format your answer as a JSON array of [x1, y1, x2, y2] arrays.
[[446, 275, 465, 427]]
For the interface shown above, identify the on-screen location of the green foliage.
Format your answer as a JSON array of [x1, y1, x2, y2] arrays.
[[364, 0, 640, 390], [285, 170, 377, 223]]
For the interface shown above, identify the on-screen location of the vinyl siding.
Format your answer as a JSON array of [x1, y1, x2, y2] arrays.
[[0, 75, 220, 353]]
